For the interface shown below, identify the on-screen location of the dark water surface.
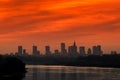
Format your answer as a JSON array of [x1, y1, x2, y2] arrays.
[[23, 65, 120, 80]]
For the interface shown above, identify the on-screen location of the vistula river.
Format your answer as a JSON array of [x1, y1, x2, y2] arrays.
[[23, 65, 120, 80]]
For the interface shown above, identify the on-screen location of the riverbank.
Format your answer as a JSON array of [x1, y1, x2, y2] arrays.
[[0, 56, 26, 76], [3, 54, 120, 68]]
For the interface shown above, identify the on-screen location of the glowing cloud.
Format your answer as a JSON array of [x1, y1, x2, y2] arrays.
[[0, 0, 120, 53]]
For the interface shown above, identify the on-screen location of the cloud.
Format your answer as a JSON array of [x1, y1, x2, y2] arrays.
[[0, 0, 120, 38], [0, 0, 120, 53], [0, 10, 76, 34], [60, 18, 120, 34]]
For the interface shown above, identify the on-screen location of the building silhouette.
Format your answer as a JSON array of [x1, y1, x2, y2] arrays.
[[61, 43, 67, 55], [87, 48, 92, 55], [23, 49, 26, 54], [32, 45, 40, 56], [45, 46, 51, 55], [54, 49, 59, 55], [111, 51, 117, 55], [68, 41, 77, 56], [13, 42, 110, 57], [79, 46, 86, 56], [68, 46, 72, 55], [73, 41, 77, 54], [18, 46, 23, 56], [93, 45, 102, 56], [23, 49, 28, 56]]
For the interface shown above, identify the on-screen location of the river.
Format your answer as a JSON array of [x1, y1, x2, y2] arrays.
[[23, 65, 120, 80]]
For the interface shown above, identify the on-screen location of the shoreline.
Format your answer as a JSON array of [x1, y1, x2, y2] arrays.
[[26, 64, 120, 69]]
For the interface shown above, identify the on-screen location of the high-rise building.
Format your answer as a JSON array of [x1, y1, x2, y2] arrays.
[[23, 49, 26, 54], [87, 48, 92, 55], [68, 46, 72, 54], [68, 42, 77, 56], [79, 46, 85, 56], [61, 43, 67, 55], [32, 45, 38, 56], [72, 41, 77, 54], [23, 49, 28, 56], [45, 46, 51, 55], [18, 46, 23, 55], [54, 49, 59, 55], [93, 46, 97, 55], [111, 51, 117, 55], [93, 45, 102, 56], [37, 51, 40, 55]]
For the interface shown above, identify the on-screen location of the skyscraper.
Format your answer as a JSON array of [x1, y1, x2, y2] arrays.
[[23, 49, 26, 54], [68, 41, 77, 56], [45, 46, 51, 55], [97, 45, 102, 55], [79, 46, 85, 56], [18, 46, 23, 55], [61, 43, 67, 55], [54, 49, 59, 55], [68, 46, 72, 55], [111, 51, 117, 55], [32, 45, 38, 56], [23, 49, 28, 56], [87, 48, 92, 55], [93, 46, 97, 55], [93, 45, 102, 56], [72, 41, 77, 54]]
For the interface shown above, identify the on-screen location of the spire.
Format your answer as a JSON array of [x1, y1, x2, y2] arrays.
[[73, 41, 76, 46]]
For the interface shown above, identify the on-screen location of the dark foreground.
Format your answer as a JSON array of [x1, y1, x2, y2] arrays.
[[12, 54, 120, 68], [0, 56, 26, 80]]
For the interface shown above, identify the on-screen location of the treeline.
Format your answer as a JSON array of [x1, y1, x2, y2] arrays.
[[4, 54, 120, 68], [0, 55, 26, 76]]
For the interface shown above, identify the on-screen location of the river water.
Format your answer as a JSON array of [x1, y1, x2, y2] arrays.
[[23, 65, 120, 80]]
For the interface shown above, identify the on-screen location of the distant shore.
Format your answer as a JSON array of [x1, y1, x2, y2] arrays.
[[2, 54, 120, 68]]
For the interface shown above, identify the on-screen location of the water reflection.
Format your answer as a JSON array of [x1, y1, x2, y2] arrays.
[[24, 65, 120, 80], [32, 68, 38, 80]]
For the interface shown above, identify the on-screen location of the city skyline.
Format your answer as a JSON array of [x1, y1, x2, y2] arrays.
[[0, 41, 119, 54], [0, 1, 120, 80], [3, 41, 119, 55], [0, 0, 120, 54]]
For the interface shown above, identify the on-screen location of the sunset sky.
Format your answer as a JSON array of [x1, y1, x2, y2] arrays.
[[0, 0, 120, 54]]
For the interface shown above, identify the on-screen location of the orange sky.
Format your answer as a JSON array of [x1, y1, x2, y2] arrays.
[[0, 0, 120, 54]]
